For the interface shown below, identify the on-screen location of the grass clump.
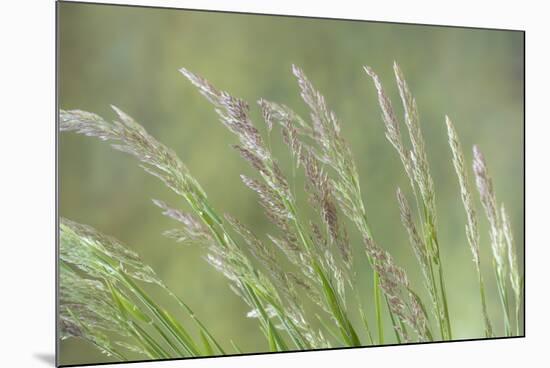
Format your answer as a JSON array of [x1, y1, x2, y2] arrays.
[[59, 62, 523, 362], [59, 218, 224, 360]]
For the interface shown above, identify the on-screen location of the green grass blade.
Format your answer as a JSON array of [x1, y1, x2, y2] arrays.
[[244, 282, 288, 351], [230, 340, 243, 354], [150, 322, 186, 357], [129, 321, 171, 359], [315, 313, 344, 346], [358, 306, 374, 345], [200, 330, 214, 356], [118, 272, 201, 356], [374, 271, 384, 344], [168, 293, 226, 355], [255, 289, 309, 350], [313, 260, 361, 346], [106, 281, 152, 324]]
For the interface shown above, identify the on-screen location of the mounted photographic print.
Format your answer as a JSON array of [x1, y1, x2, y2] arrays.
[[57, 1, 525, 366]]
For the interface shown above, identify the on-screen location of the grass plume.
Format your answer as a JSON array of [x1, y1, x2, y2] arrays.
[[445, 116, 493, 337]]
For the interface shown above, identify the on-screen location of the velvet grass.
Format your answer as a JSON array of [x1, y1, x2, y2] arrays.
[[59, 62, 523, 362]]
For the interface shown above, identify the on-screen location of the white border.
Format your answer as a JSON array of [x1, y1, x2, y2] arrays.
[[1, 1, 547, 367]]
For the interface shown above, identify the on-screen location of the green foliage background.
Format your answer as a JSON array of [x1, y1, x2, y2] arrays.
[[58, 2, 523, 365]]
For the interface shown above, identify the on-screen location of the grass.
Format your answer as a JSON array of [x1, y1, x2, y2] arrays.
[[59, 62, 523, 362]]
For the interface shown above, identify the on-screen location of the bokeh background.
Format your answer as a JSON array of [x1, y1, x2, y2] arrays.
[[58, 2, 524, 365]]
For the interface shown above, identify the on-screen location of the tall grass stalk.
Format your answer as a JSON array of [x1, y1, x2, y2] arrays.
[[364, 63, 452, 340], [179, 66, 361, 346], [445, 116, 493, 337], [472, 145, 522, 336]]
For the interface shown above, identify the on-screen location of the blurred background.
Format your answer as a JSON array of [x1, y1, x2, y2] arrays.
[[58, 2, 524, 365]]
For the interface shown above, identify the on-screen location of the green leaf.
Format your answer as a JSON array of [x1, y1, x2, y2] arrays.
[[200, 330, 214, 356], [107, 282, 152, 324]]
